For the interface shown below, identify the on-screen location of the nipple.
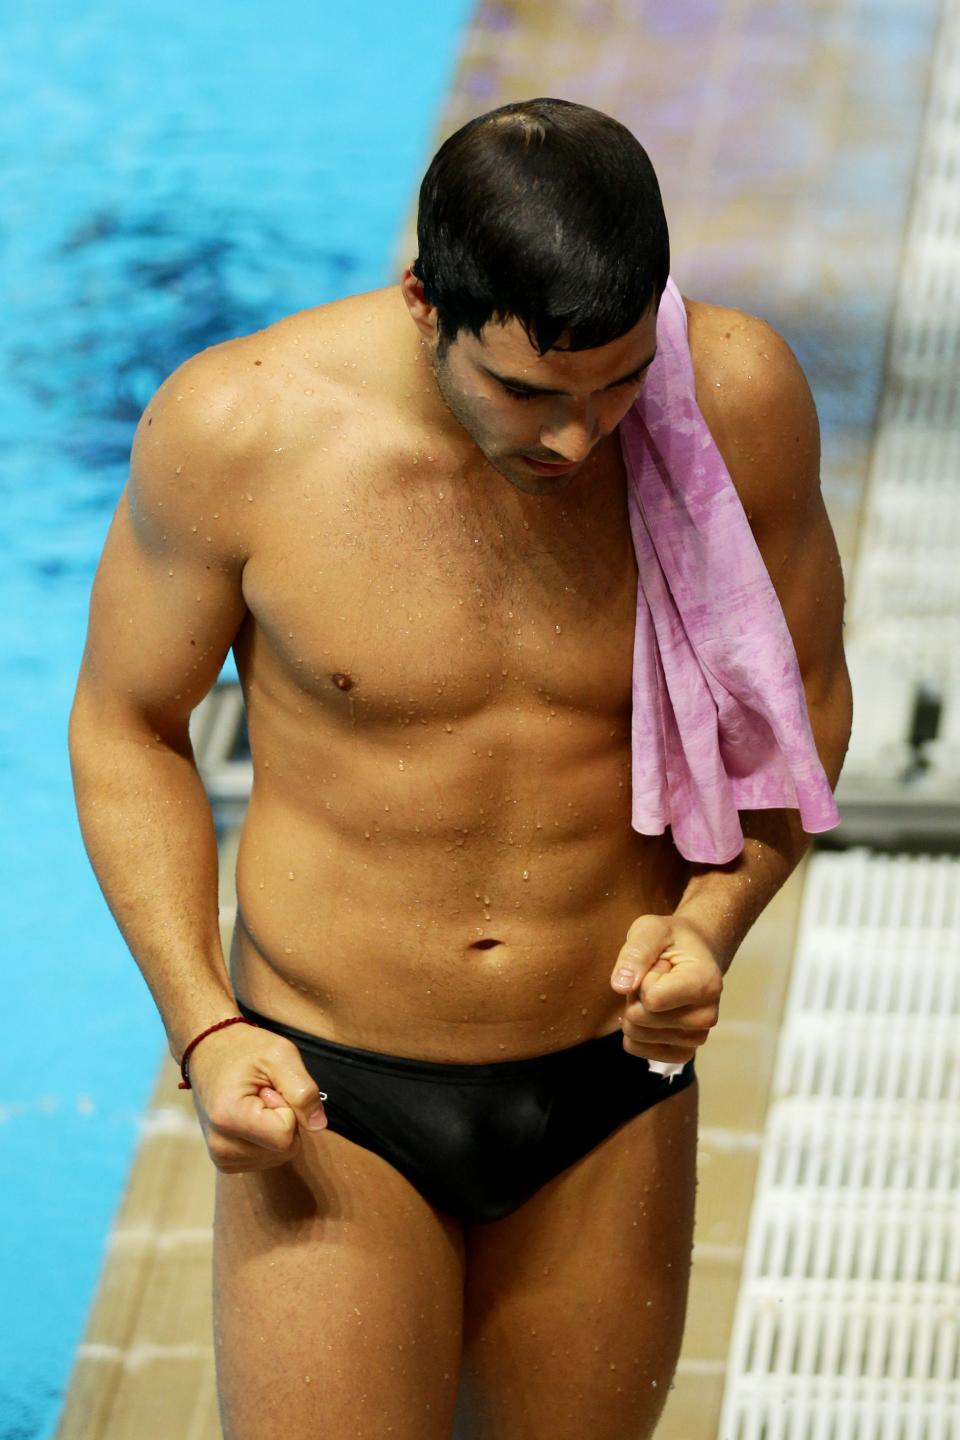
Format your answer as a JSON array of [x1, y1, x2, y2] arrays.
[[331, 672, 354, 690]]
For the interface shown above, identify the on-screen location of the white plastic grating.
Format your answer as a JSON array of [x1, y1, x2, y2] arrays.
[[745, 1194, 958, 1287], [761, 1102, 959, 1196], [773, 1017, 958, 1106], [718, 15, 960, 1425], [719, 1381, 958, 1440], [846, 0, 960, 695], [718, 850, 960, 1437]]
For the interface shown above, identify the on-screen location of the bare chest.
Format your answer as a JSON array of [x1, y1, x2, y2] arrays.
[[237, 435, 639, 727]]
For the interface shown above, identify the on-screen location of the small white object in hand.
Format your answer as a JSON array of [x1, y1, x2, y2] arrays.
[[648, 1060, 684, 1081]]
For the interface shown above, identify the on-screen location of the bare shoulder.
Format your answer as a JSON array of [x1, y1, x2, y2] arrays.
[[134, 293, 357, 464], [680, 294, 821, 525], [127, 331, 268, 569], [127, 291, 387, 557]]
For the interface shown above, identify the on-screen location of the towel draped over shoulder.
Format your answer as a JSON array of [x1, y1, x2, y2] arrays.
[[617, 276, 841, 863]]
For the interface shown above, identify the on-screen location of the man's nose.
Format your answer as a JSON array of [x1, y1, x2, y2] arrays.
[[539, 400, 601, 462]]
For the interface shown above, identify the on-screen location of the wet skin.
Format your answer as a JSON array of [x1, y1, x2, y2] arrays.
[[215, 276, 687, 1062], [127, 271, 819, 1440]]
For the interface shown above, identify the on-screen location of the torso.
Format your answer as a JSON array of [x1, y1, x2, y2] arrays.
[[224, 285, 733, 1061]]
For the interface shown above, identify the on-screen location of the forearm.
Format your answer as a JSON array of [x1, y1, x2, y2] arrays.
[[68, 693, 239, 1064], [675, 693, 852, 970], [675, 806, 809, 972]]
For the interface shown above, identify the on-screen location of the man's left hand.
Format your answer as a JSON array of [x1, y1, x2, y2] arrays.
[[609, 914, 725, 1065]]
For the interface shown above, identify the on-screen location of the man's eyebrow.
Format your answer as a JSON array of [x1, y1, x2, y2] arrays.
[[480, 349, 658, 396]]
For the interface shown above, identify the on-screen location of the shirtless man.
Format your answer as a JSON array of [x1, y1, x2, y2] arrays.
[[69, 98, 852, 1439]]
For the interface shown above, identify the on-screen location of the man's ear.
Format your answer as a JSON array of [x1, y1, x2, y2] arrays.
[[400, 266, 439, 343]]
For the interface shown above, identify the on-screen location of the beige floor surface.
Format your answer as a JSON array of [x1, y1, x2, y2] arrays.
[[53, 0, 939, 1435]]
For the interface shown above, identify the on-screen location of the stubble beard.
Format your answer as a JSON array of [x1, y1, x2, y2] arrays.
[[429, 349, 566, 497]]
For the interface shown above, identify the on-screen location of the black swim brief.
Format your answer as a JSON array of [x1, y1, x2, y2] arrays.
[[235, 997, 696, 1225]]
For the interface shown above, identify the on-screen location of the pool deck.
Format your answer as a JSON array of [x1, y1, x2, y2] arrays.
[[53, 1, 940, 1435]]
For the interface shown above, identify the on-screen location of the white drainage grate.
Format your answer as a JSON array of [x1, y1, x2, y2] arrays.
[[846, 0, 960, 806], [761, 1101, 959, 1196], [832, 0, 960, 842], [719, 851, 960, 1437]]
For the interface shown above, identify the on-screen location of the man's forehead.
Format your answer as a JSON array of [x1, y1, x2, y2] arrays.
[[468, 307, 658, 376]]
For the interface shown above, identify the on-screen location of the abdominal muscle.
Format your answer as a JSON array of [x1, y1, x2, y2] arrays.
[[228, 741, 688, 1063]]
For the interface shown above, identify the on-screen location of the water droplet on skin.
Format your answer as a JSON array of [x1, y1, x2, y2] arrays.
[[288, 871, 295, 880], [398, 760, 405, 770], [522, 870, 529, 880]]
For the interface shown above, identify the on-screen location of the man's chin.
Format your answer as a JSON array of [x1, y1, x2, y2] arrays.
[[498, 460, 576, 495], [469, 444, 579, 495]]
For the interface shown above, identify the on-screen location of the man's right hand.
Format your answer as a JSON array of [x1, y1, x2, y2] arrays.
[[185, 1024, 329, 1173]]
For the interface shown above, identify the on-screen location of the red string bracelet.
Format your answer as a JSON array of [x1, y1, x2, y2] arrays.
[[178, 1015, 260, 1089]]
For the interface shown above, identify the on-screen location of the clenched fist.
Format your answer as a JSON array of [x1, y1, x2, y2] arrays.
[[610, 913, 724, 1067], [185, 1023, 329, 1173]]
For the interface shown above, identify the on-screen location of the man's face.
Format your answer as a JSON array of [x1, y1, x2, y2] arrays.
[[429, 302, 659, 496]]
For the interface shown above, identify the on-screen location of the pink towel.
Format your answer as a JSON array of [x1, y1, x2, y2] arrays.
[[618, 276, 841, 863]]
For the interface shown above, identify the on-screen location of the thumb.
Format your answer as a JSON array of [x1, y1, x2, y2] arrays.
[[611, 915, 672, 992], [266, 1063, 328, 1132]]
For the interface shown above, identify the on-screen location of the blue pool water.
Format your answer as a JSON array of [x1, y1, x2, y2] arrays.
[[0, 3, 472, 1434]]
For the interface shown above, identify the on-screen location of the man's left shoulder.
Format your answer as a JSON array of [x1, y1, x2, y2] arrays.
[[681, 295, 820, 526]]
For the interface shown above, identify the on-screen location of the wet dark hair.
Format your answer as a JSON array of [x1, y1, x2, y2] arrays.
[[412, 97, 669, 358]]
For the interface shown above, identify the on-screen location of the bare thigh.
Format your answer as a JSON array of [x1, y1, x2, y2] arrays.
[[213, 1129, 466, 1440], [454, 1078, 698, 1440]]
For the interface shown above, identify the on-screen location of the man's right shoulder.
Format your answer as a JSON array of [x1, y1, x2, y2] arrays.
[[139, 290, 385, 458], [140, 324, 281, 456]]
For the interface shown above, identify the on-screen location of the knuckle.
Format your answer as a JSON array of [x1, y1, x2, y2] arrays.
[[280, 1072, 316, 1105]]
